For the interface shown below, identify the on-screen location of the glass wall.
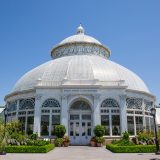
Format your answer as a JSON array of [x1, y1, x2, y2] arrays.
[[101, 115, 110, 135], [101, 98, 120, 136], [150, 118, 154, 133], [135, 116, 143, 134], [17, 98, 35, 135], [51, 115, 60, 135], [127, 116, 134, 135], [18, 116, 25, 133], [112, 115, 120, 135], [41, 115, 49, 136], [27, 116, 34, 135], [126, 97, 153, 135], [41, 98, 61, 136], [145, 117, 150, 130]]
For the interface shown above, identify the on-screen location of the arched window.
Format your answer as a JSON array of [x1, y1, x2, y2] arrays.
[[101, 98, 119, 108], [41, 98, 61, 136], [18, 98, 35, 135], [42, 98, 60, 108], [19, 99, 35, 110], [8, 101, 17, 112], [70, 100, 91, 111], [100, 98, 120, 136]]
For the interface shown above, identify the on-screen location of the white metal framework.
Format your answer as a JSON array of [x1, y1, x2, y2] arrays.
[[41, 98, 61, 136]]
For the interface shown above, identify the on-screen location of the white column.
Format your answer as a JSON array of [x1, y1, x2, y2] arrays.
[[119, 95, 127, 135], [61, 95, 68, 135], [93, 94, 100, 127], [33, 94, 42, 137]]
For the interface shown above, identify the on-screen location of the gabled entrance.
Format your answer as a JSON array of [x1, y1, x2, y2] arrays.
[[69, 100, 92, 145]]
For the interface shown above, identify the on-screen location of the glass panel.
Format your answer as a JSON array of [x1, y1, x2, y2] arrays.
[[127, 116, 134, 135], [18, 117, 25, 134], [145, 117, 150, 131], [87, 122, 91, 136], [82, 114, 91, 120], [70, 122, 74, 136], [51, 115, 60, 135], [82, 122, 85, 136], [41, 115, 49, 136], [101, 99, 119, 108], [27, 116, 34, 135], [75, 122, 79, 136], [101, 115, 110, 135], [42, 99, 60, 108], [112, 115, 120, 135], [150, 118, 154, 133], [136, 116, 143, 134], [70, 101, 91, 110], [70, 115, 79, 120]]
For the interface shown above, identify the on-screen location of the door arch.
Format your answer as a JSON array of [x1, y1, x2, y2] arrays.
[[69, 100, 92, 145]]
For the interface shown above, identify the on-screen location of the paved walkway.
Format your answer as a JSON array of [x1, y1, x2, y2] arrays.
[[0, 146, 160, 160]]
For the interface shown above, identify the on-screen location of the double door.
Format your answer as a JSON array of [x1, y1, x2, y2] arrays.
[[69, 114, 92, 145]]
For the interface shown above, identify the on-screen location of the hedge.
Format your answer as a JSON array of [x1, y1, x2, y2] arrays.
[[5, 144, 55, 153], [106, 144, 156, 153]]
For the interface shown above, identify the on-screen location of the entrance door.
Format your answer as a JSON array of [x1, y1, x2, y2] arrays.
[[69, 114, 92, 145], [69, 100, 92, 145], [81, 114, 92, 145]]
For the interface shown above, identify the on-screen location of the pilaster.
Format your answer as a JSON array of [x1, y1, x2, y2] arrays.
[[33, 94, 42, 136], [93, 94, 100, 127], [61, 95, 68, 135], [119, 94, 127, 135]]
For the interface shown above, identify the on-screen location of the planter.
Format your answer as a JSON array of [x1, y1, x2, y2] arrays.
[[63, 142, 69, 147], [97, 143, 103, 147], [90, 141, 96, 147]]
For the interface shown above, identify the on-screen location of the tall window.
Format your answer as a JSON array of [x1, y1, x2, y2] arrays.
[[18, 98, 35, 135], [7, 101, 17, 120], [41, 98, 60, 136], [126, 97, 153, 135], [135, 116, 143, 134], [101, 98, 120, 136], [127, 116, 134, 135]]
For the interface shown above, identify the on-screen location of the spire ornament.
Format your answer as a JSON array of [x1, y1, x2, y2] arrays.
[[76, 24, 85, 35]]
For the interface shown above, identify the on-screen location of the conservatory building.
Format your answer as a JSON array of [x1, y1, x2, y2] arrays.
[[5, 25, 155, 145]]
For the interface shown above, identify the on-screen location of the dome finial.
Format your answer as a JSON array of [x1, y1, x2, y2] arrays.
[[76, 23, 85, 35]]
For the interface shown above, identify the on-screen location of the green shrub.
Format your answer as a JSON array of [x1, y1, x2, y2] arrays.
[[94, 125, 105, 137], [111, 139, 119, 145], [26, 139, 49, 146], [116, 139, 135, 146], [29, 133, 38, 140], [137, 130, 154, 142], [6, 144, 54, 153], [106, 144, 156, 153], [54, 138, 64, 147], [54, 125, 66, 138], [122, 131, 130, 140]]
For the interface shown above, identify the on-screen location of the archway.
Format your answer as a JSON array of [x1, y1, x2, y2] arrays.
[[69, 100, 92, 145]]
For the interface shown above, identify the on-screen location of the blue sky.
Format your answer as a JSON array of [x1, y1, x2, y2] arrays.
[[0, 0, 160, 105]]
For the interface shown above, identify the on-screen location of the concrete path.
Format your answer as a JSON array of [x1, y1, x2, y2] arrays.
[[0, 146, 160, 160]]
